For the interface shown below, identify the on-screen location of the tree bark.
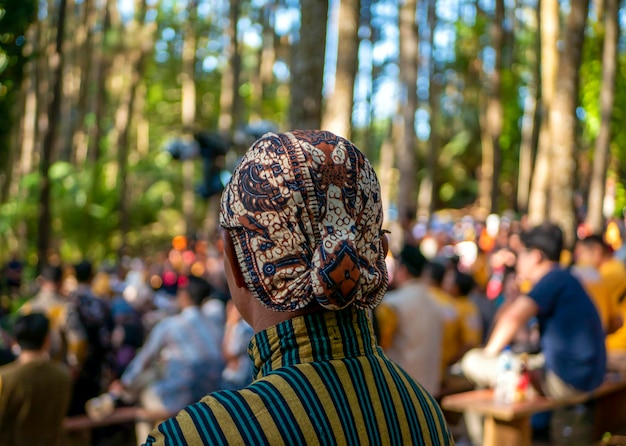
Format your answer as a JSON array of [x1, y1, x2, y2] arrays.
[[182, 0, 198, 236], [478, 0, 504, 214], [321, 0, 361, 140], [218, 0, 242, 134], [396, 0, 419, 223], [73, 0, 97, 165], [37, 0, 68, 269], [587, 0, 618, 233], [114, 0, 154, 258], [90, 0, 113, 165], [528, 0, 559, 225], [58, 0, 77, 163], [418, 0, 438, 221], [547, 0, 590, 246], [289, 0, 328, 130]]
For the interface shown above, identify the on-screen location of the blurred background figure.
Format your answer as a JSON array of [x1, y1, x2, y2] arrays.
[[112, 275, 224, 443], [20, 264, 87, 370], [0, 313, 72, 446], [376, 244, 445, 396], [220, 300, 253, 390]]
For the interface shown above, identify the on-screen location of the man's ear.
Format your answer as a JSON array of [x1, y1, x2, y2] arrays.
[[382, 233, 389, 258], [222, 229, 247, 289]]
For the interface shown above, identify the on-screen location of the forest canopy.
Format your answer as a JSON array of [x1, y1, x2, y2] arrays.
[[0, 0, 625, 269]]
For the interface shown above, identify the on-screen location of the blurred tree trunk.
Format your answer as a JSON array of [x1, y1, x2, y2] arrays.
[[379, 121, 398, 230], [289, 0, 328, 130], [17, 26, 39, 193], [418, 0, 438, 221], [73, 0, 97, 165], [478, 0, 504, 214], [218, 0, 242, 134], [90, 0, 113, 165], [251, 5, 275, 120], [359, 0, 374, 156], [587, 0, 618, 233], [548, 0, 589, 247], [114, 0, 154, 258], [396, 0, 419, 224], [38, 0, 68, 269], [182, 0, 198, 236], [528, 0, 558, 225], [517, 6, 541, 215], [517, 90, 539, 214], [321, 0, 360, 140], [58, 0, 76, 162]]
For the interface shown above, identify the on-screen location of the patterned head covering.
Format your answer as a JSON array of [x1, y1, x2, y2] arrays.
[[220, 130, 388, 311]]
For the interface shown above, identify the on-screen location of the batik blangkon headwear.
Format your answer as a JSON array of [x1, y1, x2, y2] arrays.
[[219, 130, 388, 311]]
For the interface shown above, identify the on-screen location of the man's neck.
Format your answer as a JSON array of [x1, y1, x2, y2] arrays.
[[18, 350, 49, 364]]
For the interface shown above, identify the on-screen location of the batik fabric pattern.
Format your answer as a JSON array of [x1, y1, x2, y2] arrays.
[[220, 130, 388, 311]]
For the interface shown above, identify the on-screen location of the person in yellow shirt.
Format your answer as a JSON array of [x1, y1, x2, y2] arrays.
[[575, 235, 624, 335], [443, 268, 483, 360], [20, 265, 87, 370]]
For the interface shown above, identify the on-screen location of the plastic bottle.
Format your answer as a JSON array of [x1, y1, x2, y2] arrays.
[[494, 346, 518, 404], [515, 352, 531, 402]]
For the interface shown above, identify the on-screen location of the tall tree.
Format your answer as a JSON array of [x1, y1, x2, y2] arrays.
[[517, 3, 541, 214], [396, 0, 419, 223], [548, 0, 590, 246], [182, 0, 198, 236], [419, 0, 438, 221], [89, 0, 113, 165], [38, 0, 68, 268], [114, 0, 154, 258], [289, 0, 328, 130], [218, 0, 242, 134], [0, 0, 37, 201], [587, 0, 619, 233], [72, 0, 97, 165], [528, 0, 559, 224], [321, 0, 361, 139], [478, 0, 504, 213]]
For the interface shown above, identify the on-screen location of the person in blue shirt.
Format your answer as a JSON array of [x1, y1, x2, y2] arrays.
[[462, 222, 606, 398], [112, 275, 225, 441]]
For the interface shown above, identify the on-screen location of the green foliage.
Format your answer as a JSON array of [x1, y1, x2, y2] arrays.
[[579, 20, 626, 217], [0, 0, 37, 177]]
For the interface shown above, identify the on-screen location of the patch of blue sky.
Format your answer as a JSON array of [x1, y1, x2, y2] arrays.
[[274, 7, 299, 37]]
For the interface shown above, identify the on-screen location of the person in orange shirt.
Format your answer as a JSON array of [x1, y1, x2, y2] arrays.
[[443, 268, 483, 361], [574, 235, 624, 339], [576, 235, 626, 370]]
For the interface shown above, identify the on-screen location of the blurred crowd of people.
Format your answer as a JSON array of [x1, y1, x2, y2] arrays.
[[377, 212, 626, 444], [1, 210, 626, 445], [0, 236, 252, 445]]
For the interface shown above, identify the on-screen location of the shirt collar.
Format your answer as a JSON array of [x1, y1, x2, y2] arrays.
[[248, 307, 378, 379]]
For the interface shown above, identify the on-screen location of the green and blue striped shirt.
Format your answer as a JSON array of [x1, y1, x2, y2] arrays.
[[144, 307, 453, 445]]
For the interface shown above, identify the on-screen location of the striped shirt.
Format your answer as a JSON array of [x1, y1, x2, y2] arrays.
[[144, 307, 453, 445]]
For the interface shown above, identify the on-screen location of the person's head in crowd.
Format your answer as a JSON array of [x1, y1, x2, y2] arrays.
[[516, 222, 563, 284], [92, 271, 113, 299], [423, 261, 447, 288], [393, 244, 427, 286], [219, 130, 388, 331], [74, 260, 93, 284], [177, 275, 213, 308], [574, 234, 612, 269], [13, 313, 50, 353], [443, 268, 476, 298], [39, 264, 63, 291]]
